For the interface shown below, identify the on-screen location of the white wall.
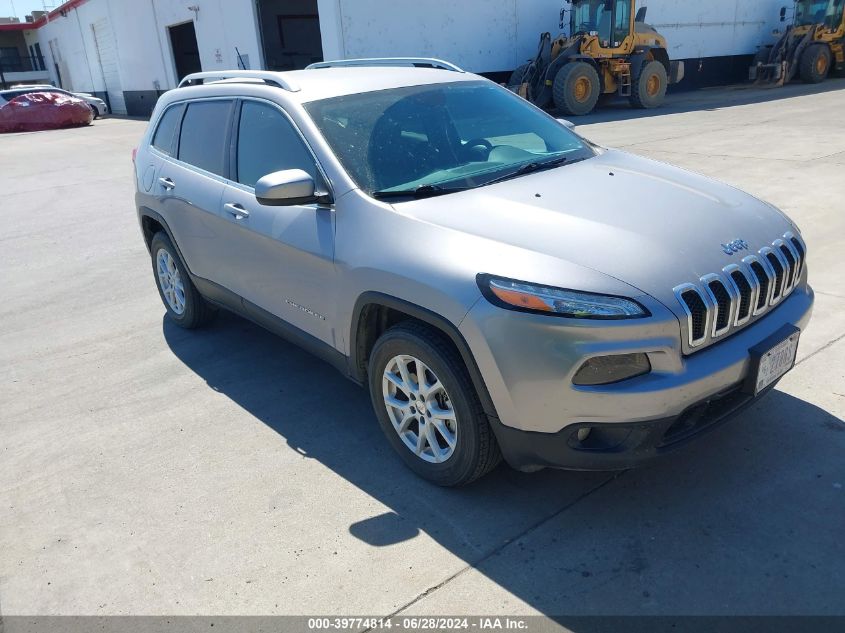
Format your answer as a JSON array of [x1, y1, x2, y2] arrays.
[[148, 0, 263, 88], [317, 0, 558, 72], [319, 0, 788, 73], [640, 0, 785, 59], [34, 0, 264, 112]]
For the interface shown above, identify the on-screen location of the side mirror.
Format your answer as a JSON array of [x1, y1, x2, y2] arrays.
[[557, 117, 576, 130], [635, 6, 647, 23], [255, 169, 326, 206]]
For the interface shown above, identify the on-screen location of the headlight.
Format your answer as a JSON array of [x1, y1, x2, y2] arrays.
[[478, 275, 649, 319]]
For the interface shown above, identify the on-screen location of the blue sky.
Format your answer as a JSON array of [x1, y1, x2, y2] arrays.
[[2, 0, 57, 19]]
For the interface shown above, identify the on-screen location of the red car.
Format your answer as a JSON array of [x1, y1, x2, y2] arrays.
[[0, 90, 93, 133]]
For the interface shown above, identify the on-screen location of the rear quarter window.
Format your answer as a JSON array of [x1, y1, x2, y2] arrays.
[[151, 105, 183, 156]]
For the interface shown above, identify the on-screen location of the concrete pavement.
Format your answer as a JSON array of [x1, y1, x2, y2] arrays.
[[1, 81, 844, 620]]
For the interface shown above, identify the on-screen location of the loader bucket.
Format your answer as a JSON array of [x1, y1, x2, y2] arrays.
[[750, 61, 787, 86]]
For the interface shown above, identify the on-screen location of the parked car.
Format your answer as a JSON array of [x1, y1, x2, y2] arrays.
[[134, 61, 813, 486], [0, 89, 93, 133], [7, 84, 108, 117]]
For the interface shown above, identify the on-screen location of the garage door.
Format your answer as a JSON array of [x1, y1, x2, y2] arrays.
[[91, 18, 126, 115]]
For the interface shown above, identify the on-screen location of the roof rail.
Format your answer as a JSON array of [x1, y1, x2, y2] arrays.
[[306, 58, 464, 72], [178, 71, 300, 92]]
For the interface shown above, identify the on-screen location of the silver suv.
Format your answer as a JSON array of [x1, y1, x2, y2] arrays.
[[134, 59, 813, 486]]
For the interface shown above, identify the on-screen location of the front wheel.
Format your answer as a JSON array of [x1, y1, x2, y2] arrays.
[[368, 322, 501, 486], [553, 62, 601, 116], [630, 60, 668, 109]]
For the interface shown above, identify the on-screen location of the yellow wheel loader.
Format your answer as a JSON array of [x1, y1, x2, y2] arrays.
[[507, 0, 684, 116], [750, 0, 845, 85]]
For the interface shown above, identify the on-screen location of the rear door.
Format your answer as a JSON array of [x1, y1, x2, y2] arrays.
[[155, 99, 234, 283], [215, 99, 336, 345]]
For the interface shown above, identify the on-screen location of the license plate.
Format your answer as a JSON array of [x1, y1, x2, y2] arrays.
[[749, 328, 800, 395]]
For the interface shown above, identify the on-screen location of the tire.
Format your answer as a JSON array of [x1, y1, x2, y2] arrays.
[[509, 62, 532, 86], [630, 60, 668, 109], [553, 62, 601, 116], [799, 45, 831, 83], [368, 321, 502, 486], [149, 231, 216, 329]]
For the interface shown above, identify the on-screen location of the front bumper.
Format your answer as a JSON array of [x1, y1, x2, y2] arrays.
[[459, 283, 813, 471]]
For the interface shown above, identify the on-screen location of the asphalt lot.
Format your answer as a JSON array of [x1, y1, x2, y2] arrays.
[[1, 81, 844, 621]]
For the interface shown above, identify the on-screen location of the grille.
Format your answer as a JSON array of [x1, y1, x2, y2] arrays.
[[730, 270, 752, 321], [750, 261, 770, 310], [708, 279, 732, 332], [659, 384, 749, 447], [790, 237, 805, 279], [681, 289, 707, 341], [674, 232, 806, 350], [766, 252, 785, 299]]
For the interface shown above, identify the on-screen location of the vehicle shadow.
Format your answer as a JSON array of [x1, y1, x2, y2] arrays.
[[561, 78, 845, 126], [163, 310, 845, 616]]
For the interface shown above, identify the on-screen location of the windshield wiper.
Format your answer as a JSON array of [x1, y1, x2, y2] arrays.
[[482, 155, 570, 187], [372, 183, 468, 200]]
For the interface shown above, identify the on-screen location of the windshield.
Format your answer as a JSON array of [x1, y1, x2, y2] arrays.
[[794, 0, 844, 26], [570, 0, 614, 42], [304, 81, 594, 196]]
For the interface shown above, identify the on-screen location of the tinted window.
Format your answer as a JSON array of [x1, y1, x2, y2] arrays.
[[178, 100, 232, 176], [236, 101, 316, 188], [152, 105, 182, 156]]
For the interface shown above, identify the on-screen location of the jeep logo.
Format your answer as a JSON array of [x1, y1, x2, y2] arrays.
[[721, 239, 749, 255]]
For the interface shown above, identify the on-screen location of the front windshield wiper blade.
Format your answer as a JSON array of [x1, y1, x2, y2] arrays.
[[372, 183, 468, 200], [482, 155, 570, 187]]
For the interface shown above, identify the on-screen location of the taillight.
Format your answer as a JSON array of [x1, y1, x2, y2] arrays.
[[131, 147, 137, 163]]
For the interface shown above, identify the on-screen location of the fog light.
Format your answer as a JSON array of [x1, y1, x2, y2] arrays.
[[572, 353, 651, 386], [577, 428, 592, 442]]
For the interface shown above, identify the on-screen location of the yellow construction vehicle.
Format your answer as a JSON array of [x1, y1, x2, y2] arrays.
[[508, 0, 684, 115], [750, 0, 845, 85]]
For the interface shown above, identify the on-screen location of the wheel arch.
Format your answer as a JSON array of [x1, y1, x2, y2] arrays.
[[650, 47, 671, 75], [138, 208, 195, 277], [349, 292, 499, 419]]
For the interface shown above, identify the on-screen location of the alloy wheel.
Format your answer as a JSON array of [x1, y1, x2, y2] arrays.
[[382, 354, 458, 463], [156, 248, 186, 315]]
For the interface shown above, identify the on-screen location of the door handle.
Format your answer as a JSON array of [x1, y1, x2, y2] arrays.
[[224, 202, 249, 219], [158, 177, 175, 190]]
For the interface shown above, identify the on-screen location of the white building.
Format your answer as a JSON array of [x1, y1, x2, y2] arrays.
[[11, 0, 788, 116]]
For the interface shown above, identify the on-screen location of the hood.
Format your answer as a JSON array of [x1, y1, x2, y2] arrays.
[[397, 149, 795, 308]]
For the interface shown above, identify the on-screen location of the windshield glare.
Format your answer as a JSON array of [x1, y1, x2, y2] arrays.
[[304, 81, 594, 196]]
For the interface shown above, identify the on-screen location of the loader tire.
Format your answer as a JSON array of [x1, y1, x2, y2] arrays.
[[799, 45, 831, 83], [630, 60, 668, 109], [553, 62, 601, 116], [509, 63, 532, 86]]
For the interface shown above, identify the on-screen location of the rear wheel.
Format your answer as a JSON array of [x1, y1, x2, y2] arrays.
[[630, 60, 668, 109], [553, 62, 601, 116], [368, 322, 501, 486], [150, 232, 216, 329], [799, 45, 831, 83]]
